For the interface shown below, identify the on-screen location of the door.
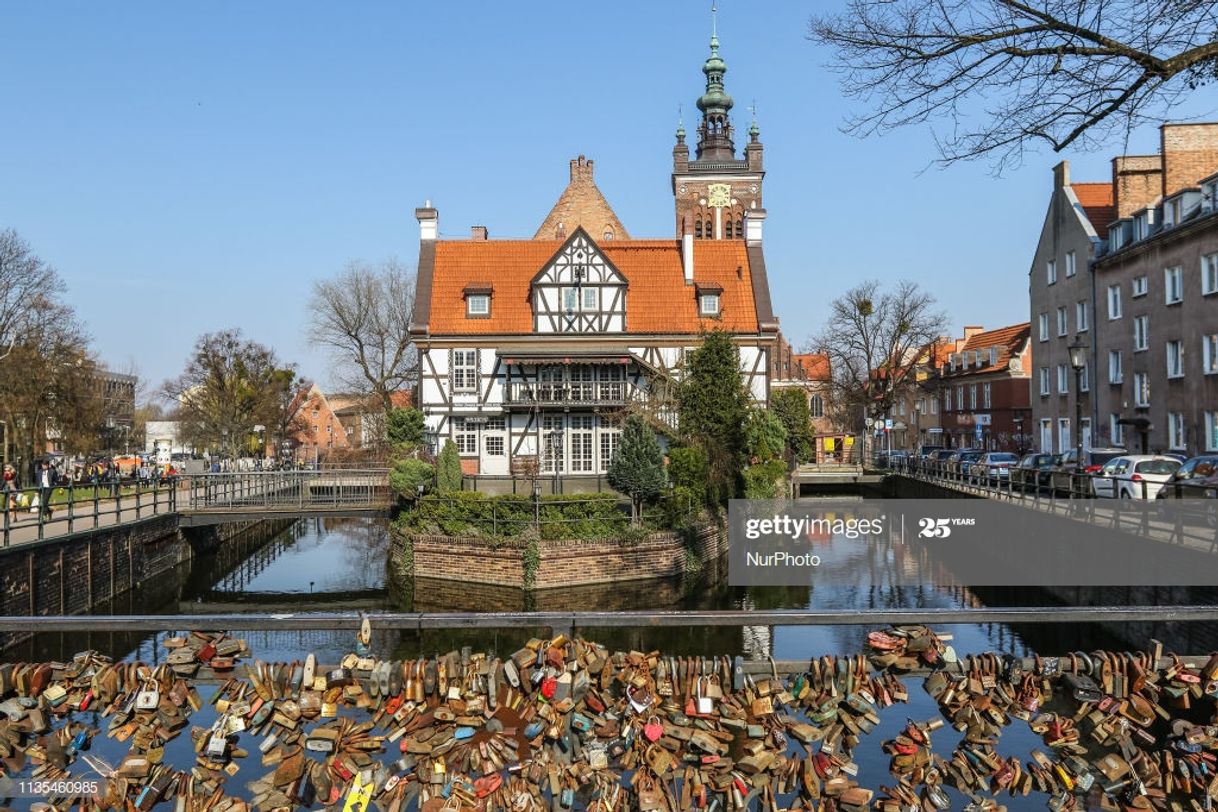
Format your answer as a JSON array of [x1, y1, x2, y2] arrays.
[[481, 416, 509, 476], [1040, 420, 1053, 454]]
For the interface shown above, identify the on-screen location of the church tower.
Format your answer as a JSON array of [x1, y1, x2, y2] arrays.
[[672, 8, 764, 239]]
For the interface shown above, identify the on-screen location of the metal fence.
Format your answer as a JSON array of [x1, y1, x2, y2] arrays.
[[186, 469, 393, 511], [1, 478, 178, 548]]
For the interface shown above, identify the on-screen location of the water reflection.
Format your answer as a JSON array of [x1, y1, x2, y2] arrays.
[[4, 516, 1215, 667]]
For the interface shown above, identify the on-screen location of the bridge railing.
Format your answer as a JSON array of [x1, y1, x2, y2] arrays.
[[1, 478, 179, 548], [185, 469, 393, 511]]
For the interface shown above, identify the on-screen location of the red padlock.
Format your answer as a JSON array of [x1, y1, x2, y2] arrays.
[[643, 716, 663, 743], [540, 676, 557, 700]]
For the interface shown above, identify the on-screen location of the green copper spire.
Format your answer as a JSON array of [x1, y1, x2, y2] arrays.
[[694, 1, 736, 159]]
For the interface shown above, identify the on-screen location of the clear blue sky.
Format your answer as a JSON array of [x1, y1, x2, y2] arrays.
[[3, 2, 1213, 394]]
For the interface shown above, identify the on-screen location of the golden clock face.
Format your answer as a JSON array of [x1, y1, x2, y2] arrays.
[[707, 183, 731, 208]]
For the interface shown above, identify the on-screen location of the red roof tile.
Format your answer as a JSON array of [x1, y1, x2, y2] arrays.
[[942, 322, 1030, 377], [793, 353, 830, 381], [1070, 182, 1116, 239], [428, 238, 759, 335]]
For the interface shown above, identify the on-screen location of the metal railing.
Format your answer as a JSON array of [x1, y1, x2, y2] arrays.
[[887, 458, 1218, 550], [186, 469, 392, 511], [1, 478, 178, 548], [503, 381, 636, 407]]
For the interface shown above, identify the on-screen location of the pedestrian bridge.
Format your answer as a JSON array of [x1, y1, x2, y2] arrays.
[[179, 469, 395, 526]]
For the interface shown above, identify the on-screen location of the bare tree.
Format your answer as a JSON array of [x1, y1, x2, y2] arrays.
[[810, 0, 1218, 170], [308, 259, 416, 413], [0, 229, 104, 473], [811, 280, 948, 429]]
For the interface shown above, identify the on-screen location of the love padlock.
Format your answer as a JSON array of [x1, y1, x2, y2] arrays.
[[540, 675, 557, 699], [643, 715, 664, 743]]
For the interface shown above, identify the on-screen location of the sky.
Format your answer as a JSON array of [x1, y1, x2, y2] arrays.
[[3, 2, 1215, 396]]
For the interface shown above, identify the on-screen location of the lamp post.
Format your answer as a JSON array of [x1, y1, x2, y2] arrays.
[[1068, 337, 1088, 473]]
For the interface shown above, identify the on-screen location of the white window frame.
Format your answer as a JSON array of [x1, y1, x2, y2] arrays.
[[956, 384, 964, 409], [1107, 284, 1122, 320], [982, 382, 991, 409], [1108, 350, 1123, 384], [1205, 334, 1218, 375], [1058, 418, 1071, 453], [1038, 313, 1049, 342], [1166, 340, 1184, 379], [1040, 419, 1053, 453], [1134, 372, 1150, 407], [1057, 364, 1069, 394], [969, 384, 977, 409], [1076, 300, 1089, 332], [699, 294, 720, 316], [1165, 266, 1184, 304], [1168, 412, 1186, 451], [599, 426, 621, 469], [1206, 411, 1218, 452], [1065, 250, 1076, 278], [1204, 253, 1218, 296], [466, 294, 490, 316], [1046, 259, 1057, 285], [569, 415, 595, 473], [1111, 414, 1124, 447], [1079, 362, 1090, 392], [582, 287, 598, 310], [1133, 316, 1149, 352], [485, 435, 505, 457], [1039, 367, 1050, 397], [1132, 275, 1148, 297], [929, 397, 938, 415], [452, 417, 478, 456], [944, 388, 953, 410], [452, 350, 478, 392], [1056, 306, 1068, 337], [988, 347, 998, 366]]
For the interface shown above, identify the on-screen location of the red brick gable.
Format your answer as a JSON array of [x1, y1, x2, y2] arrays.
[[427, 238, 760, 335]]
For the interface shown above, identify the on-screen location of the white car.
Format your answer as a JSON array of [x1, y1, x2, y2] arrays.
[[1093, 455, 1183, 500]]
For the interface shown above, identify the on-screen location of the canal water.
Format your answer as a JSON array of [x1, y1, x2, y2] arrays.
[[7, 515, 1210, 667]]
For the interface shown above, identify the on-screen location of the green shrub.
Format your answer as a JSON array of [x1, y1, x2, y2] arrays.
[[436, 440, 462, 494], [389, 458, 434, 498], [743, 459, 788, 499], [667, 446, 709, 508], [608, 416, 666, 524], [745, 408, 788, 462], [400, 492, 629, 539], [386, 407, 425, 448]]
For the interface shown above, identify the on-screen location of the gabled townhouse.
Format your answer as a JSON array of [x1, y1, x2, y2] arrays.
[[409, 29, 781, 491], [938, 324, 1032, 452]]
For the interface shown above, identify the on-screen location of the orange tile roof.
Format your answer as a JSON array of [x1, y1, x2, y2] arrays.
[[942, 322, 1030, 377], [793, 353, 830, 381], [427, 238, 759, 335], [1071, 182, 1116, 239]]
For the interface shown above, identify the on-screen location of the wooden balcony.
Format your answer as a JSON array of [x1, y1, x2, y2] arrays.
[[503, 381, 637, 409]]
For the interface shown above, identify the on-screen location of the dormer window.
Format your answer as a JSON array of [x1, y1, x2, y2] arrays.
[[463, 284, 493, 318], [700, 293, 720, 316], [988, 347, 998, 366]]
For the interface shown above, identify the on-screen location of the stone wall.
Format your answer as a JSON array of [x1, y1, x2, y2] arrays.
[[396, 523, 726, 589]]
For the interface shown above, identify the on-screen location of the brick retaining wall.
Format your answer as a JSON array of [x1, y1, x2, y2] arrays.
[[397, 523, 726, 589]]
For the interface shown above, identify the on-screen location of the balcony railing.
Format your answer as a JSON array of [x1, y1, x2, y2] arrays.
[[504, 381, 636, 407]]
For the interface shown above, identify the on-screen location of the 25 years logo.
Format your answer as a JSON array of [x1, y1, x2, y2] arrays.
[[918, 518, 952, 538]]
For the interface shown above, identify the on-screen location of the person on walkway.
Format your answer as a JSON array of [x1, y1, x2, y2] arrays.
[[37, 460, 55, 520], [2, 464, 16, 512]]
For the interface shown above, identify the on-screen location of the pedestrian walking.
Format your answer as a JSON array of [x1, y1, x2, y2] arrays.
[[2, 464, 16, 512], [37, 460, 55, 520]]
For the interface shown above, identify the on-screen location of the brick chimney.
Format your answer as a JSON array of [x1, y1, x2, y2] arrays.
[[470, 225, 488, 240], [1161, 123, 1218, 198], [962, 325, 985, 341], [1112, 155, 1163, 218], [681, 215, 694, 284], [415, 202, 438, 241]]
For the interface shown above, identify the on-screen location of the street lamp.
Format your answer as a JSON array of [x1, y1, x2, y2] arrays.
[[1068, 337, 1089, 474]]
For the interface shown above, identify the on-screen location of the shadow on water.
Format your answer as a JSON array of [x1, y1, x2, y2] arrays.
[[7, 511, 1218, 665]]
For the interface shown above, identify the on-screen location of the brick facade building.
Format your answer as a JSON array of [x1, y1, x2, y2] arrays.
[[938, 323, 1032, 452]]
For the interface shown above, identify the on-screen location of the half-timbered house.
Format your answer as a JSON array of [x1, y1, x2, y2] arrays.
[[408, 26, 781, 490]]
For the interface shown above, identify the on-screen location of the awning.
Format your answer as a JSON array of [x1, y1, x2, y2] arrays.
[[502, 353, 633, 365]]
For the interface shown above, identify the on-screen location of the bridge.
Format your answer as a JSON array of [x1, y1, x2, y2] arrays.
[[0, 469, 395, 547]]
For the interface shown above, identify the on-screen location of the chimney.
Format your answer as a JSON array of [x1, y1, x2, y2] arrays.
[[415, 202, 438, 241], [1112, 155, 1163, 218], [681, 215, 694, 283], [1161, 123, 1218, 199], [962, 325, 985, 341], [744, 208, 766, 243], [1053, 160, 1070, 190], [470, 225, 488, 240]]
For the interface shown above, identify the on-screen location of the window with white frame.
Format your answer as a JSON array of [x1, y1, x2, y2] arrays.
[[452, 350, 478, 391], [1081, 417, 1091, 451], [452, 417, 478, 455], [1108, 350, 1123, 384], [969, 384, 977, 409], [930, 397, 938, 415], [1057, 306, 1068, 336], [988, 347, 998, 366], [1111, 414, 1124, 447], [1047, 259, 1057, 285], [1057, 364, 1069, 393], [1134, 372, 1150, 407], [1058, 418, 1071, 453], [541, 414, 564, 473], [944, 387, 953, 410], [1204, 253, 1218, 296], [1039, 367, 1050, 396], [897, 399, 906, 417], [599, 425, 621, 468], [810, 394, 825, 418], [1205, 334, 1218, 374], [1206, 411, 1218, 452], [466, 294, 490, 316], [1038, 313, 1049, 342], [1168, 412, 1186, 450], [1133, 316, 1149, 351], [982, 382, 991, 409], [956, 384, 964, 409], [1132, 275, 1148, 297], [1080, 362, 1090, 392], [485, 416, 505, 432], [569, 415, 595, 473], [1065, 250, 1076, 278], [1076, 301, 1089, 332], [699, 293, 720, 315], [1167, 340, 1184, 378], [1107, 284, 1122, 319], [1165, 266, 1184, 304], [485, 436, 505, 456], [582, 287, 598, 310]]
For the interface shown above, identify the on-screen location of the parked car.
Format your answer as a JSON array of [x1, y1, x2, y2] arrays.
[[1155, 467, 1218, 527], [968, 452, 1020, 483], [1012, 453, 1058, 491], [925, 448, 956, 474], [1049, 447, 1128, 494], [1093, 455, 1183, 500], [947, 449, 984, 477]]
